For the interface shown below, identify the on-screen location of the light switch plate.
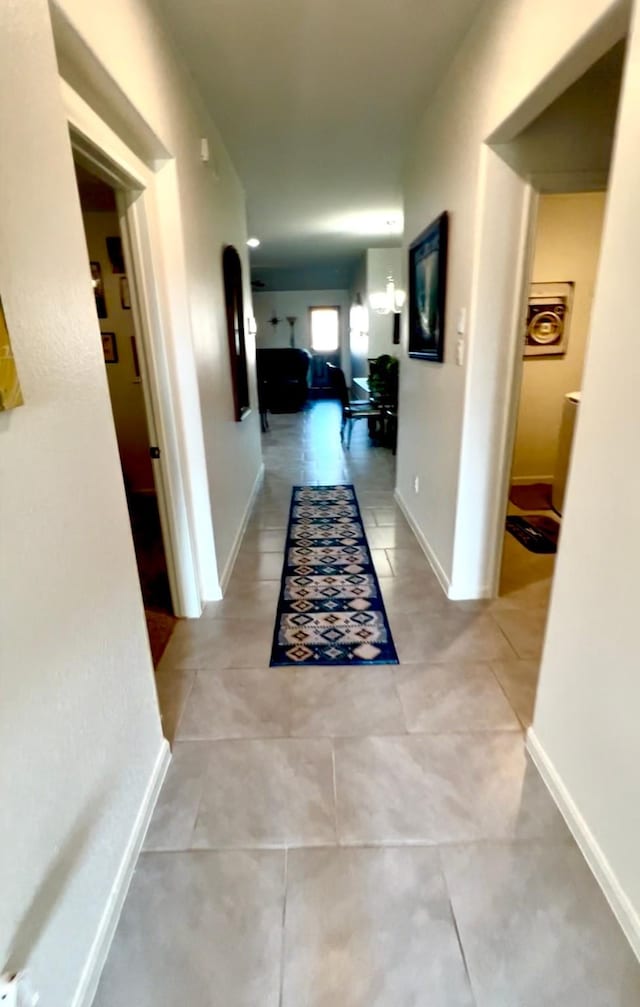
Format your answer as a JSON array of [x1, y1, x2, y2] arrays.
[[456, 307, 467, 335]]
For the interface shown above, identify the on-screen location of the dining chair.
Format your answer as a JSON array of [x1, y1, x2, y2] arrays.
[[326, 363, 383, 448]]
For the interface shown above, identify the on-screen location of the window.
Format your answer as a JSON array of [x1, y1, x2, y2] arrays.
[[310, 307, 340, 352]]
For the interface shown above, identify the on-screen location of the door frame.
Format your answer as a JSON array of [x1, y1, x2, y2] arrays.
[[487, 183, 540, 596], [63, 80, 202, 617]]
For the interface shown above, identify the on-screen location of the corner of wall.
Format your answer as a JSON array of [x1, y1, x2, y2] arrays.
[[217, 460, 265, 595], [394, 486, 451, 596], [526, 727, 640, 962], [72, 739, 171, 1007]]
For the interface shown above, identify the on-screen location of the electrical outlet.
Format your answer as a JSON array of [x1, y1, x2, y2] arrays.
[[413, 475, 420, 494]]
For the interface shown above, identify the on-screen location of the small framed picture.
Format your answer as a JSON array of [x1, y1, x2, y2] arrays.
[[102, 332, 118, 364], [90, 261, 107, 319], [120, 275, 131, 309]]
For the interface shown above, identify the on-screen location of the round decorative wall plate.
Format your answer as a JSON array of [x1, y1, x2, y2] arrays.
[[527, 309, 564, 344]]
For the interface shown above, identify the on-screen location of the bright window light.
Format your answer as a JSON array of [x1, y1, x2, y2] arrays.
[[310, 307, 340, 352]]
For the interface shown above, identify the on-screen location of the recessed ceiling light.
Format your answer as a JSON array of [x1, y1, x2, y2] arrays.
[[247, 237, 260, 248]]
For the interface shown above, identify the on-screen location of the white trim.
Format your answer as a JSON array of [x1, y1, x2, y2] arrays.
[[72, 740, 171, 1007], [483, 178, 538, 599], [526, 728, 640, 962], [60, 79, 153, 188], [394, 487, 450, 597], [510, 474, 554, 486], [219, 463, 265, 594], [61, 77, 208, 618]]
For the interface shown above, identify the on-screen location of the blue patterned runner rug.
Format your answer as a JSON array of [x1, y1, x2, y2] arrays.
[[270, 485, 399, 666]]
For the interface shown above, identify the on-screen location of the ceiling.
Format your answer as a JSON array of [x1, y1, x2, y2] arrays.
[[152, 0, 485, 287]]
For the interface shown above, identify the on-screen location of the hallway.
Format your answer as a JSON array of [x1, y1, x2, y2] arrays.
[[95, 402, 640, 1005]]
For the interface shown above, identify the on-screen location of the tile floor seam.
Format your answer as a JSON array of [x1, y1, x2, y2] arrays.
[[331, 741, 339, 843], [277, 847, 288, 1007], [449, 895, 478, 1005], [487, 661, 529, 733], [174, 726, 533, 747], [170, 672, 197, 740], [488, 609, 530, 661], [184, 742, 212, 849], [142, 835, 580, 855]]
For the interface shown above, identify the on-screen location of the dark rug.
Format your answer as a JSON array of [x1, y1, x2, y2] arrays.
[[509, 482, 553, 511], [506, 515, 560, 554], [270, 485, 398, 666]]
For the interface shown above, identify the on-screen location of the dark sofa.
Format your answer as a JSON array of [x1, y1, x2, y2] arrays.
[[256, 347, 311, 413]]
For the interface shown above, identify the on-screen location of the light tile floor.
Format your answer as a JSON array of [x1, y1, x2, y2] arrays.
[[94, 402, 640, 1006]]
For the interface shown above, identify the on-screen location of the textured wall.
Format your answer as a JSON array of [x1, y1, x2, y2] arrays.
[[0, 2, 163, 1003]]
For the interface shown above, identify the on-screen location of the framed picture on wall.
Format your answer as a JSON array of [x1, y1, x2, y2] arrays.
[[90, 261, 107, 319], [101, 332, 118, 364], [524, 281, 574, 356], [120, 275, 131, 309], [106, 236, 125, 274], [408, 211, 449, 362]]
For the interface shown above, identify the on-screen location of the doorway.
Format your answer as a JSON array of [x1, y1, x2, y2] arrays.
[[492, 40, 626, 725], [73, 157, 176, 665], [501, 192, 606, 598], [309, 305, 342, 394]]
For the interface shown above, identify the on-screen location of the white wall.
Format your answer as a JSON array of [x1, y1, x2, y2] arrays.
[[0, 0, 261, 1004], [81, 210, 154, 492], [349, 253, 369, 380], [0, 3, 164, 1005], [512, 192, 607, 481], [495, 41, 624, 192], [399, 0, 640, 955], [253, 288, 351, 379], [397, 0, 626, 598], [366, 247, 403, 358], [55, 0, 263, 594], [532, 0, 640, 953]]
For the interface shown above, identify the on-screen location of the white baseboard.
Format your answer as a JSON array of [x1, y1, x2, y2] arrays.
[[526, 728, 640, 962], [219, 462, 265, 594], [393, 487, 491, 601], [72, 740, 171, 1007], [394, 487, 450, 598], [510, 474, 554, 485]]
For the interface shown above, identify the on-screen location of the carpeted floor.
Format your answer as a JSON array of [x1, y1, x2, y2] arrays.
[[509, 482, 554, 512], [271, 484, 398, 666]]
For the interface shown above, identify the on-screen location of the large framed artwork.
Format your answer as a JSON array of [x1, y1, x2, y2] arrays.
[[408, 211, 448, 362]]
